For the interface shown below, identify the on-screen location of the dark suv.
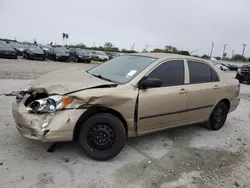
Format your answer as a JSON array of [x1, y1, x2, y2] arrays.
[[236, 64, 250, 83]]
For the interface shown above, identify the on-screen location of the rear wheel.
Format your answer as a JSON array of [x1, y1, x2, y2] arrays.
[[78, 113, 126, 161], [205, 102, 228, 130]]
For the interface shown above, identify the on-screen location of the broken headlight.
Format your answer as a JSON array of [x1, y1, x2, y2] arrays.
[[27, 95, 71, 113]]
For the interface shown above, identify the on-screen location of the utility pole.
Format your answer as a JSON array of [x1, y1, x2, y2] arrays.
[[232, 50, 235, 59], [222, 44, 227, 58], [131, 43, 135, 51], [210, 42, 214, 59], [145, 44, 148, 52], [242, 44, 247, 57]]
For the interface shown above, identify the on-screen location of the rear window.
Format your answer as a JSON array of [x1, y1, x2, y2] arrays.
[[188, 61, 219, 84]]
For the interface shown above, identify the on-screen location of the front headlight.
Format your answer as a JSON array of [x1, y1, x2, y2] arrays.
[[237, 68, 241, 74], [56, 54, 60, 57], [27, 95, 71, 113]]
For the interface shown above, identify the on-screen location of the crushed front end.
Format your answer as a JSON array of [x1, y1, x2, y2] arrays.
[[12, 88, 85, 142]]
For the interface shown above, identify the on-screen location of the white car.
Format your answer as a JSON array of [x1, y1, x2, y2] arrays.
[[91, 51, 109, 61]]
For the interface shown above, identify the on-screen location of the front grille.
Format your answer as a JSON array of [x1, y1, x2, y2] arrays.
[[241, 68, 250, 75], [33, 54, 44, 58]]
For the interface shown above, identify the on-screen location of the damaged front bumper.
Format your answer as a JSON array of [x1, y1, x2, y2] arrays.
[[12, 95, 86, 142]]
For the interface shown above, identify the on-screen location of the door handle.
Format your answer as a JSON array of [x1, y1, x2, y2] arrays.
[[213, 85, 220, 89], [179, 88, 188, 94]]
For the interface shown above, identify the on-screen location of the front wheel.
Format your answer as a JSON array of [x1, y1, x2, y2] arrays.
[[78, 113, 126, 161], [205, 102, 228, 130]]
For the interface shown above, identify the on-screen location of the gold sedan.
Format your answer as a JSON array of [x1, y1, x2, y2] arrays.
[[12, 53, 240, 160]]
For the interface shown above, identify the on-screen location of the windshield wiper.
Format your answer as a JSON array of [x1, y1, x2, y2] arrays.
[[91, 74, 115, 83]]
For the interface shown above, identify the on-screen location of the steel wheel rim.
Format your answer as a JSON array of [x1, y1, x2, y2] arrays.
[[212, 108, 225, 127], [87, 124, 115, 150]]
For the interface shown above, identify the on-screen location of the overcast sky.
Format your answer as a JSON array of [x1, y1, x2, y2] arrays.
[[0, 0, 249, 56]]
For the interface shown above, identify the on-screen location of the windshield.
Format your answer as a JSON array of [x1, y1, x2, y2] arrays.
[[0, 41, 7, 45], [41, 45, 50, 49], [28, 46, 43, 53], [76, 49, 87, 54], [54, 48, 66, 53], [0, 44, 14, 50], [88, 55, 157, 84], [95, 51, 106, 55]]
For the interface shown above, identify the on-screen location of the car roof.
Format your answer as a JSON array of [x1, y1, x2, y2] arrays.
[[129, 53, 230, 81], [131, 52, 203, 61]]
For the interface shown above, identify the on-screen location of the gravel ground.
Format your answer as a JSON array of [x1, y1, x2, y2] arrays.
[[0, 58, 97, 79], [0, 59, 250, 188]]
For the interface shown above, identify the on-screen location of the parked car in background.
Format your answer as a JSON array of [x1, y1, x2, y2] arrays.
[[12, 53, 240, 161], [235, 64, 250, 83], [68, 48, 91, 63], [39, 45, 51, 57], [23, 45, 46, 60], [0, 40, 7, 45], [90, 51, 109, 61], [47, 47, 70, 62], [214, 63, 229, 71], [106, 52, 120, 59], [220, 63, 238, 71], [17, 44, 28, 56], [9, 42, 20, 55], [0, 43, 18, 59]]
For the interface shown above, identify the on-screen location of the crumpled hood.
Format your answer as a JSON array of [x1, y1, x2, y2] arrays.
[[30, 67, 115, 94]]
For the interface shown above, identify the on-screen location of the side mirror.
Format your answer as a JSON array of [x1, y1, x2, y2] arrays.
[[139, 78, 162, 89]]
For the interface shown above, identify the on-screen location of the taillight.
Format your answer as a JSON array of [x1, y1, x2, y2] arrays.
[[238, 83, 240, 89]]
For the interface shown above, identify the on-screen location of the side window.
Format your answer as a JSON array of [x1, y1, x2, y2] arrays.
[[188, 61, 218, 84], [147, 60, 184, 87], [211, 69, 219, 82]]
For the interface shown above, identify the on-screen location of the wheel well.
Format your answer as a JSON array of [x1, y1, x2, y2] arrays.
[[220, 98, 230, 110], [73, 106, 128, 141]]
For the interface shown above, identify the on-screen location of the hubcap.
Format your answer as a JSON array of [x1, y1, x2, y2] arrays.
[[88, 124, 115, 150], [212, 108, 225, 127]]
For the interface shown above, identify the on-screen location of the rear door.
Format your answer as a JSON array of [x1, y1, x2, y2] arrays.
[[185, 60, 220, 124], [137, 60, 188, 134]]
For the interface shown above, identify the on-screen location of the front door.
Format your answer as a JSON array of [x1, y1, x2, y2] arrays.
[[137, 60, 188, 134]]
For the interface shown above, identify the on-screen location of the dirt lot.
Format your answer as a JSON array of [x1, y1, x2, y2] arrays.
[[0, 59, 250, 188]]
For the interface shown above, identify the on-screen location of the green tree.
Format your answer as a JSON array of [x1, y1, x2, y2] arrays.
[[232, 54, 246, 61], [121, 49, 136, 53], [215, 56, 221, 60], [179, 51, 190, 56], [201, 54, 210, 59], [62, 33, 66, 44], [104, 42, 113, 49], [152, 48, 165, 53], [165, 45, 178, 53]]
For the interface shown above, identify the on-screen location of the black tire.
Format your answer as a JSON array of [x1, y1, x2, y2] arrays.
[[205, 102, 228, 130], [78, 113, 126, 161], [86, 60, 91, 63]]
